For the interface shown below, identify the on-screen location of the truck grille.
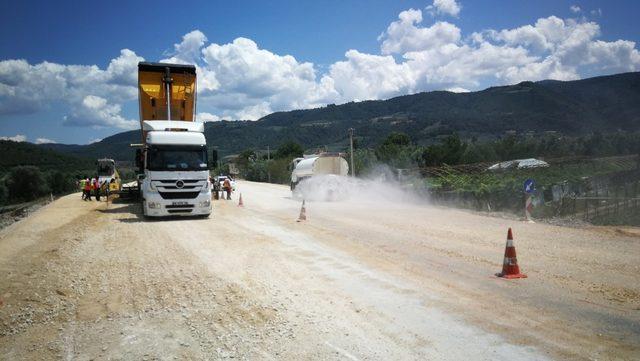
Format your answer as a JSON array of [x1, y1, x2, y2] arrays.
[[158, 191, 200, 199], [152, 179, 207, 192]]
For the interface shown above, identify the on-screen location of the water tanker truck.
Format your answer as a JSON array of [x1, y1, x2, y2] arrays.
[[290, 153, 349, 191], [135, 62, 212, 217]]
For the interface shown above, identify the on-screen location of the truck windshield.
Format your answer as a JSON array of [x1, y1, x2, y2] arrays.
[[147, 146, 208, 171]]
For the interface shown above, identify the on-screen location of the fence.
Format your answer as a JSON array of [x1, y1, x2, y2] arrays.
[[412, 155, 640, 225], [554, 179, 640, 225]]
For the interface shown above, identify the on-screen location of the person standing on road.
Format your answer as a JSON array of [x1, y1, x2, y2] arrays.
[[212, 179, 220, 200], [93, 178, 101, 201], [105, 178, 112, 202], [79, 178, 86, 200], [83, 178, 92, 201], [223, 178, 232, 200]]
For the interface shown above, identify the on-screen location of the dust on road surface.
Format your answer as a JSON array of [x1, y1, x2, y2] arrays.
[[0, 181, 638, 360]]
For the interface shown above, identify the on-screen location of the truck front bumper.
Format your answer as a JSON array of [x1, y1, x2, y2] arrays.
[[143, 191, 212, 217]]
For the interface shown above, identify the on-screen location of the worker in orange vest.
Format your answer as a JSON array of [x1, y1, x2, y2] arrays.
[[83, 178, 92, 201], [223, 178, 232, 200]]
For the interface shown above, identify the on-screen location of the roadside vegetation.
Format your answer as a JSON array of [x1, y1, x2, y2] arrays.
[[0, 166, 93, 206], [220, 141, 304, 184], [229, 131, 639, 224], [0, 140, 94, 206], [231, 131, 640, 187]]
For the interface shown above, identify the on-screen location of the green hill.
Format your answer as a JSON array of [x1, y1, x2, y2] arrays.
[[0, 140, 94, 173], [41, 71, 640, 161]]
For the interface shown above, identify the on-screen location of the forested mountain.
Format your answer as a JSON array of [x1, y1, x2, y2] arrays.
[[0, 140, 93, 172], [40, 71, 640, 161]]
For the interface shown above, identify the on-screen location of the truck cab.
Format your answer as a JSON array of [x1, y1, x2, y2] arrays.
[[140, 121, 212, 216]]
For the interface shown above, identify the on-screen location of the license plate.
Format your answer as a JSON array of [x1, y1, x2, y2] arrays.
[[172, 201, 188, 206]]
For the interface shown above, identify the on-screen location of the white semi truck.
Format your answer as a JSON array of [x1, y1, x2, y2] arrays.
[[290, 153, 349, 191], [135, 62, 212, 217]]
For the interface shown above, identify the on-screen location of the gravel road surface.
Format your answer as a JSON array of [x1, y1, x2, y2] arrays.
[[0, 181, 638, 360]]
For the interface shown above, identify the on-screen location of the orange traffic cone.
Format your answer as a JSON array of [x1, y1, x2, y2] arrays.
[[238, 193, 244, 207], [297, 200, 307, 222], [496, 228, 527, 279]]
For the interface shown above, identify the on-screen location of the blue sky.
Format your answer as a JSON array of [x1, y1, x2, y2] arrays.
[[1, 0, 639, 144]]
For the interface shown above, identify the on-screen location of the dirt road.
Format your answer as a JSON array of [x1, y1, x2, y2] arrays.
[[0, 181, 638, 360]]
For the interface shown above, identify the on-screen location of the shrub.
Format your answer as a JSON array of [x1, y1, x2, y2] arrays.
[[6, 166, 50, 202], [46, 170, 77, 195]]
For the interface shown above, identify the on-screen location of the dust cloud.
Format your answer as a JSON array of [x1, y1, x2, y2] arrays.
[[293, 165, 424, 204]]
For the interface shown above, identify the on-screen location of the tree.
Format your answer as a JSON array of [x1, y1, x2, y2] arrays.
[[0, 182, 8, 205], [210, 148, 218, 167], [274, 141, 304, 159], [6, 166, 50, 202], [46, 170, 76, 195], [236, 149, 257, 172], [382, 132, 411, 147], [421, 134, 467, 166], [375, 132, 418, 169], [439, 134, 467, 165]]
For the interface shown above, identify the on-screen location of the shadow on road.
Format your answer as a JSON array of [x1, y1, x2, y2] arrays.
[[99, 201, 210, 223], [97, 202, 146, 223]]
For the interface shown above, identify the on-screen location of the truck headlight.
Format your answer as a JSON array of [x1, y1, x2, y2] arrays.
[[147, 201, 160, 209], [199, 200, 211, 207], [200, 181, 210, 193]]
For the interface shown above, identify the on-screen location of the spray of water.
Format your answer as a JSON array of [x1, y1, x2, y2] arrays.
[[293, 164, 424, 204]]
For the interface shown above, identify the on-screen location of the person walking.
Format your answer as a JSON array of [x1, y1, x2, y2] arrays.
[[83, 178, 92, 201], [223, 178, 232, 200]]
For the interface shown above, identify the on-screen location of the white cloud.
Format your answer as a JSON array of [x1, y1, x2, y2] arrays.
[[35, 137, 55, 144], [570, 5, 581, 13], [162, 30, 208, 65], [197, 112, 220, 122], [378, 11, 639, 88], [0, 5, 639, 128], [484, 16, 640, 79], [379, 9, 461, 54], [326, 50, 415, 101], [446, 87, 470, 93], [426, 0, 462, 17], [0, 49, 143, 126], [89, 138, 102, 144], [233, 102, 273, 120], [197, 36, 337, 119], [0, 134, 27, 142], [107, 49, 145, 86], [64, 95, 137, 129]]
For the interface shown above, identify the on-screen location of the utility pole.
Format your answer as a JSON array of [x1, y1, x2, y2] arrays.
[[267, 145, 271, 183], [348, 128, 355, 177]]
